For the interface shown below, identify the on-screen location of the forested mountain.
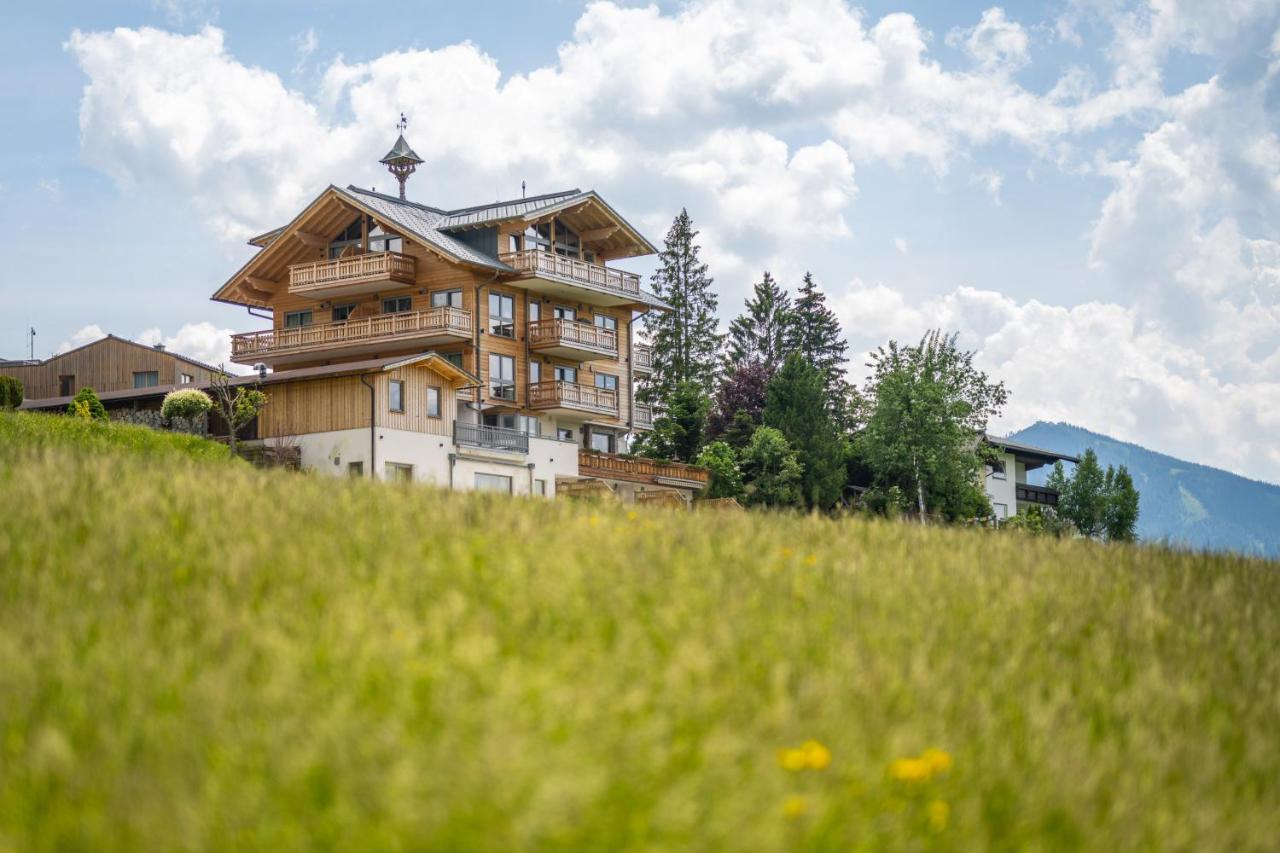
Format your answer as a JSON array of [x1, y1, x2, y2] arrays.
[[1009, 422, 1280, 558]]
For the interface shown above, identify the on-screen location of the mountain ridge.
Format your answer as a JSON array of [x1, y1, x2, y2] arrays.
[[1006, 421, 1280, 559]]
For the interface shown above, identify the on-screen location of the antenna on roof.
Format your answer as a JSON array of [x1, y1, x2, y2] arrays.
[[522, 180, 526, 199], [28, 326, 35, 360], [379, 112, 424, 200]]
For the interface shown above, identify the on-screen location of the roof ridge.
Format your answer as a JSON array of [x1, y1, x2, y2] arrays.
[[444, 188, 583, 216], [344, 185, 448, 215]]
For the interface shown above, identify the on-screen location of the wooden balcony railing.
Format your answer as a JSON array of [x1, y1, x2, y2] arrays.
[[527, 380, 619, 414], [634, 404, 654, 428], [500, 249, 640, 297], [528, 318, 618, 356], [288, 251, 415, 295], [1016, 484, 1060, 507], [633, 344, 653, 371], [578, 450, 711, 487], [230, 307, 471, 360]]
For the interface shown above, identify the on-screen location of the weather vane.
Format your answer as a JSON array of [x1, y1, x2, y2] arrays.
[[397, 113, 408, 132]]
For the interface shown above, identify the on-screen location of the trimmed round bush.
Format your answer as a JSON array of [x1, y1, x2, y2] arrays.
[[162, 388, 214, 420], [68, 387, 107, 422]]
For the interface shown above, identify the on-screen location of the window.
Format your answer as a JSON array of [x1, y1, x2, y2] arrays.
[[382, 296, 411, 314], [58, 375, 75, 396], [553, 305, 576, 322], [426, 386, 442, 418], [528, 300, 540, 322], [553, 365, 577, 383], [431, 289, 463, 309], [347, 461, 364, 478], [594, 373, 618, 391], [332, 303, 356, 322], [474, 473, 513, 493], [329, 216, 402, 258], [484, 413, 540, 436], [489, 354, 515, 400], [389, 379, 405, 413], [990, 460, 1007, 480], [328, 217, 364, 259], [534, 479, 547, 496], [594, 314, 618, 333], [590, 431, 616, 454], [180, 373, 193, 385], [526, 221, 582, 258], [993, 502, 1009, 520], [385, 462, 413, 483], [284, 310, 313, 329], [508, 234, 523, 253], [489, 292, 515, 337], [557, 427, 573, 442], [529, 361, 541, 383], [366, 222, 403, 254], [133, 371, 159, 388]]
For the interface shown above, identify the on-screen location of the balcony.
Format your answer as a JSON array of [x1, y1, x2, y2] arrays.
[[288, 251, 416, 299], [230, 307, 471, 366], [634, 404, 653, 430], [528, 318, 618, 361], [500, 249, 641, 307], [577, 450, 710, 488], [527, 380, 619, 417], [633, 343, 653, 374], [454, 421, 529, 454], [1016, 484, 1060, 507]]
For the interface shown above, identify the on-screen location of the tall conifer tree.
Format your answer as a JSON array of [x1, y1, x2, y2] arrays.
[[723, 272, 792, 374], [788, 272, 850, 418], [640, 209, 722, 407]]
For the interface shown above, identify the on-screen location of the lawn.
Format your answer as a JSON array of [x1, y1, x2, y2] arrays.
[[0, 412, 1277, 850]]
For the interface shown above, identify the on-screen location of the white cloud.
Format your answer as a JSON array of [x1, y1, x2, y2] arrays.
[[894, 237, 909, 255], [151, 0, 216, 28], [972, 169, 1004, 203], [56, 324, 107, 354], [137, 322, 237, 367], [947, 7, 1031, 73], [291, 27, 318, 75], [835, 283, 1280, 483], [38, 178, 61, 198]]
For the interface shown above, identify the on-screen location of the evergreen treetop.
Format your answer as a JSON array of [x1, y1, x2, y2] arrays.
[[639, 209, 722, 407], [723, 271, 792, 374]]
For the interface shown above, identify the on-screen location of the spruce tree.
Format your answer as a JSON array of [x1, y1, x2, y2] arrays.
[[788, 272, 851, 421], [763, 354, 847, 511], [723, 271, 792, 374], [639, 209, 722, 407]]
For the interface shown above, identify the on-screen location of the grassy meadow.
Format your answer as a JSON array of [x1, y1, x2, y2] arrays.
[[0, 411, 1278, 850]]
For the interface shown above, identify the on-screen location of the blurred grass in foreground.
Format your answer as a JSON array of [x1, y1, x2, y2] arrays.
[[0, 412, 1277, 851]]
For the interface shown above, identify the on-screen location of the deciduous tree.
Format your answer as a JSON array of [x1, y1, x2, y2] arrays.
[[859, 330, 1007, 520], [739, 426, 803, 508]]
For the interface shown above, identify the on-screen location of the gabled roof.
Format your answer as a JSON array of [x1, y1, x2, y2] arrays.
[[19, 334, 221, 375], [441, 189, 583, 228], [20, 352, 480, 410], [339, 186, 511, 272]]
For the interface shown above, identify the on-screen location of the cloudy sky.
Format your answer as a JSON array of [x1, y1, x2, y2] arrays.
[[2, 0, 1278, 482]]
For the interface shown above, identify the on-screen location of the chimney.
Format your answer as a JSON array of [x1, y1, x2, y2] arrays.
[[153, 343, 165, 352]]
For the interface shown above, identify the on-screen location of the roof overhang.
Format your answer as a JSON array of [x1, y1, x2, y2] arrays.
[[985, 435, 1080, 468]]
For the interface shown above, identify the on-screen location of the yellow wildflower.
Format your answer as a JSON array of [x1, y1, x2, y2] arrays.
[[627, 510, 638, 521], [781, 547, 794, 558], [782, 795, 808, 819], [928, 799, 950, 832], [801, 739, 831, 770], [777, 748, 808, 772], [888, 757, 931, 783], [588, 514, 600, 527], [921, 748, 952, 775], [804, 554, 818, 566]]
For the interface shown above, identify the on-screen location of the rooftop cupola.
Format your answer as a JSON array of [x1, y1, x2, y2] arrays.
[[379, 113, 424, 200]]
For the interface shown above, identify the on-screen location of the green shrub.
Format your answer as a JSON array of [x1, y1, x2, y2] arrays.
[[161, 388, 213, 420], [0, 376, 22, 409], [695, 440, 743, 499], [67, 387, 107, 422]]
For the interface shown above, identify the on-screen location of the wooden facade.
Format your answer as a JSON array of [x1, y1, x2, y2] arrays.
[[0, 335, 218, 401], [217, 187, 654, 445]]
